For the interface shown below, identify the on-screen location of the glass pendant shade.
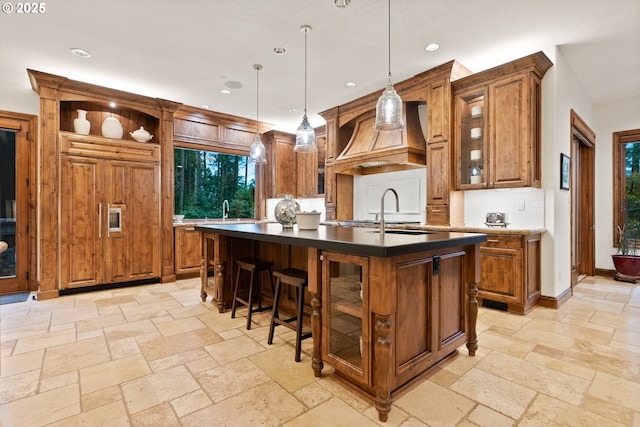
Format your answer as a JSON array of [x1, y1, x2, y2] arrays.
[[374, 0, 404, 131], [294, 25, 317, 153], [249, 133, 266, 163], [294, 113, 316, 152], [374, 76, 404, 130], [249, 63, 267, 164]]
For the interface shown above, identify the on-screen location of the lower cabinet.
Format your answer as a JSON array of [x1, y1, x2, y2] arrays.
[[320, 247, 471, 396], [174, 225, 202, 277], [479, 233, 541, 314]]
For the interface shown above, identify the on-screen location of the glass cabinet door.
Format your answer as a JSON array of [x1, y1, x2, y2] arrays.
[[457, 90, 486, 187], [322, 251, 369, 383]]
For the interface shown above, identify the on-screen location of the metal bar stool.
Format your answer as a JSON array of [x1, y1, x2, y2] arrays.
[[267, 268, 312, 362], [231, 258, 275, 330]]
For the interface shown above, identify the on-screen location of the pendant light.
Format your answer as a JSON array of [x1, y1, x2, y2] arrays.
[[374, 0, 404, 131], [294, 24, 317, 153], [249, 64, 267, 163]]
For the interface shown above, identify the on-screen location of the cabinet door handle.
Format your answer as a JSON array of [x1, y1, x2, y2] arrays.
[[98, 203, 102, 238]]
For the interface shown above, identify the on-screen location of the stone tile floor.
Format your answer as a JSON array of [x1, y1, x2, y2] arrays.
[[1, 276, 639, 426]]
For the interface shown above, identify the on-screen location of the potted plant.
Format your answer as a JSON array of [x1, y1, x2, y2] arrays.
[[612, 208, 640, 283]]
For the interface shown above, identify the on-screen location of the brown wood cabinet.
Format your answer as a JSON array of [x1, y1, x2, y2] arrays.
[[478, 232, 541, 314], [263, 129, 325, 199], [321, 246, 474, 412], [174, 225, 202, 277], [453, 52, 552, 190], [59, 133, 160, 289], [264, 130, 296, 197]]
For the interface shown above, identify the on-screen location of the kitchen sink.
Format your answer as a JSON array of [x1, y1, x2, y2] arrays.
[[369, 230, 433, 235]]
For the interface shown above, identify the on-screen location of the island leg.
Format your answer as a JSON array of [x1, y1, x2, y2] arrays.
[[215, 261, 226, 313], [311, 292, 323, 377], [466, 282, 478, 356], [374, 315, 392, 422]]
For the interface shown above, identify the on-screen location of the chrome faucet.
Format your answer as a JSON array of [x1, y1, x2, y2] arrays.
[[222, 199, 230, 220], [380, 188, 399, 237]]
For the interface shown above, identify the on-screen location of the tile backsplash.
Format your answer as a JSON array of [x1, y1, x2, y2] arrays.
[[463, 188, 545, 229]]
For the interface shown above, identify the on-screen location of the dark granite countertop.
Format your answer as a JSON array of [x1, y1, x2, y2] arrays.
[[196, 223, 486, 258]]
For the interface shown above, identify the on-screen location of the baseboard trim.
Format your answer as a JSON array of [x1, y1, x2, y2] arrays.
[[595, 268, 616, 278], [538, 286, 573, 309]]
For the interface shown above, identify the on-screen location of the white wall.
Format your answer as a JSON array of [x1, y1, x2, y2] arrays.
[[594, 95, 640, 270], [539, 47, 595, 298]]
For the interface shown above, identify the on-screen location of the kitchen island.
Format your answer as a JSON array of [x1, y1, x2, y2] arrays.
[[197, 223, 486, 421]]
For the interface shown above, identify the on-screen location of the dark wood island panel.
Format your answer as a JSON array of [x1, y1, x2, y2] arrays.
[[197, 223, 486, 421]]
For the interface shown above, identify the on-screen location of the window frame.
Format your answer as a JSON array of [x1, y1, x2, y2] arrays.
[[173, 145, 257, 220], [612, 129, 640, 248]]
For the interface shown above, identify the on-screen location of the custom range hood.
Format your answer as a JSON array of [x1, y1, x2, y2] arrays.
[[333, 102, 427, 175]]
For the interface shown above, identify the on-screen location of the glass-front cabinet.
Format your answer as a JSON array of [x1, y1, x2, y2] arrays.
[[455, 89, 486, 188], [322, 251, 369, 385]]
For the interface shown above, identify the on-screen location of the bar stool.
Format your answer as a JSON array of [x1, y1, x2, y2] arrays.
[[231, 258, 275, 330], [267, 268, 312, 362]]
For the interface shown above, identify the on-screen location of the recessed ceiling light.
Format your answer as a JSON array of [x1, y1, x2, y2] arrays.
[[345, 82, 357, 88], [288, 108, 299, 113], [273, 46, 287, 55], [220, 89, 231, 95], [425, 43, 440, 52], [70, 48, 91, 58], [200, 104, 210, 109], [109, 102, 116, 108]]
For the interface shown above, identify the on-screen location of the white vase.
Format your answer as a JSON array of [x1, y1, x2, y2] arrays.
[[101, 116, 123, 139], [73, 109, 90, 135]]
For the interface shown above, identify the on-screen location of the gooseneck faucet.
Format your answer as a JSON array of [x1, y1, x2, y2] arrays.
[[222, 199, 230, 220], [380, 188, 399, 237]]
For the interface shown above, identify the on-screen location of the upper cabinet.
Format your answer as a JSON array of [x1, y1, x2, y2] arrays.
[[452, 52, 552, 190]]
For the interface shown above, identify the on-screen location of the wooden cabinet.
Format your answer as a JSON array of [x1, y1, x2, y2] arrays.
[[453, 52, 552, 190], [321, 246, 473, 401], [264, 129, 327, 199], [264, 130, 296, 197], [59, 133, 160, 289], [174, 225, 202, 277], [479, 232, 541, 314], [321, 251, 369, 385]]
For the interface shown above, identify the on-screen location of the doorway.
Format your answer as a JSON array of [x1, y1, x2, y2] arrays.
[[0, 111, 36, 295], [570, 110, 595, 286]]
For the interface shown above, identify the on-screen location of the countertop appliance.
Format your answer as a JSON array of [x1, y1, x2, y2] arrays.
[[485, 212, 509, 228]]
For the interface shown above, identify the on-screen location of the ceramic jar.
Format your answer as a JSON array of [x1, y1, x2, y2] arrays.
[[73, 109, 90, 135], [102, 116, 123, 139], [274, 194, 300, 229]]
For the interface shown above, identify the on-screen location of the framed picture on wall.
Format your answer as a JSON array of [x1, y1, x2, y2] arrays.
[[560, 153, 570, 190]]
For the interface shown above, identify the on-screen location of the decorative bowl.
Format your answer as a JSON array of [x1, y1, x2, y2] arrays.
[[296, 211, 321, 230], [130, 126, 153, 142], [173, 214, 185, 223]]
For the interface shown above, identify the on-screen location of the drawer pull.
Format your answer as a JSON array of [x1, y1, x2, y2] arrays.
[[432, 209, 441, 213], [185, 227, 195, 231], [487, 239, 500, 243]]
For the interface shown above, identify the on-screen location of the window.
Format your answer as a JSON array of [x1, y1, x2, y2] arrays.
[[174, 148, 256, 219], [613, 129, 640, 249]]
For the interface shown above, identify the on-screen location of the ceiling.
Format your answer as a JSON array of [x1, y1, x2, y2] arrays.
[[2, 0, 639, 133]]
